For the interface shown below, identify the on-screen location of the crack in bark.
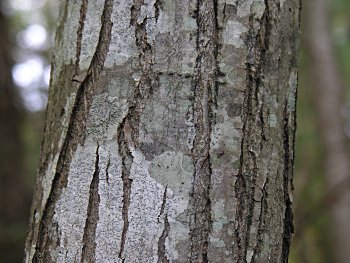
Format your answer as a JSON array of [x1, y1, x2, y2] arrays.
[[117, 1, 157, 261], [189, 0, 218, 262], [32, 0, 113, 261], [157, 185, 167, 223], [157, 186, 169, 263], [117, 117, 134, 263], [251, 178, 268, 261], [81, 144, 100, 263], [75, 0, 89, 72], [105, 153, 111, 185], [154, 0, 164, 22]]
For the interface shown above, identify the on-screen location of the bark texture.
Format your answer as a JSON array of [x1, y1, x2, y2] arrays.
[[25, 0, 300, 262]]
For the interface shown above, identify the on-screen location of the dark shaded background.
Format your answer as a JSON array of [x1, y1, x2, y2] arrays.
[[0, 0, 350, 262]]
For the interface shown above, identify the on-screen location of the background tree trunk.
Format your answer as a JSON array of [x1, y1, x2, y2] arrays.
[[305, 0, 350, 262], [0, 5, 31, 262], [25, 0, 300, 262]]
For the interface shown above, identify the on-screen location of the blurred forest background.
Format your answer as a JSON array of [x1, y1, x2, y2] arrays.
[[0, 0, 350, 262]]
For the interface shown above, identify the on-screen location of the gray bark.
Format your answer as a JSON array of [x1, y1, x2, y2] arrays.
[[25, 0, 300, 262]]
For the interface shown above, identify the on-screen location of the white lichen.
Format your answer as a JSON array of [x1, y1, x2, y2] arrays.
[[223, 20, 248, 48], [105, 0, 135, 67]]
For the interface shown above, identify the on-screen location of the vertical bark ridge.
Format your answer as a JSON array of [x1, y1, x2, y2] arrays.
[[32, 0, 113, 261], [189, 0, 218, 262], [75, 0, 89, 72], [157, 186, 170, 263], [117, 1, 157, 260], [233, 3, 271, 261], [81, 144, 100, 263]]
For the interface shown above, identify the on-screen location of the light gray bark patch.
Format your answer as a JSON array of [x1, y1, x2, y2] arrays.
[[75, 0, 88, 72], [157, 186, 170, 263], [81, 144, 100, 263], [189, 0, 218, 262], [32, 0, 114, 260]]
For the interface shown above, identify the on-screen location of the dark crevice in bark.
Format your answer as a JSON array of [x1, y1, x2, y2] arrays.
[[105, 154, 111, 185], [154, 0, 164, 22], [281, 100, 294, 263], [117, 116, 134, 263], [117, 1, 157, 261], [81, 144, 100, 263], [252, 178, 269, 262], [75, 0, 89, 72], [189, 0, 218, 262], [157, 186, 170, 263], [32, 0, 113, 261], [157, 185, 167, 223]]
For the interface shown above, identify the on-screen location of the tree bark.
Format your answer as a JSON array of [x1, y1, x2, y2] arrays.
[[25, 0, 300, 262]]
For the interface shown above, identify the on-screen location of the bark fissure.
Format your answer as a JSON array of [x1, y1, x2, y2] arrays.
[[32, 0, 113, 260], [75, 0, 89, 72], [154, 0, 164, 22], [105, 154, 110, 185], [157, 186, 170, 263], [117, 1, 157, 261], [189, 0, 218, 262], [117, 116, 134, 263], [281, 100, 294, 262], [252, 178, 269, 261], [81, 144, 100, 263]]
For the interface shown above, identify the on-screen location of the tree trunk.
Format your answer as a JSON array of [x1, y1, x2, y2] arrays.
[[25, 0, 300, 262], [0, 5, 30, 263]]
